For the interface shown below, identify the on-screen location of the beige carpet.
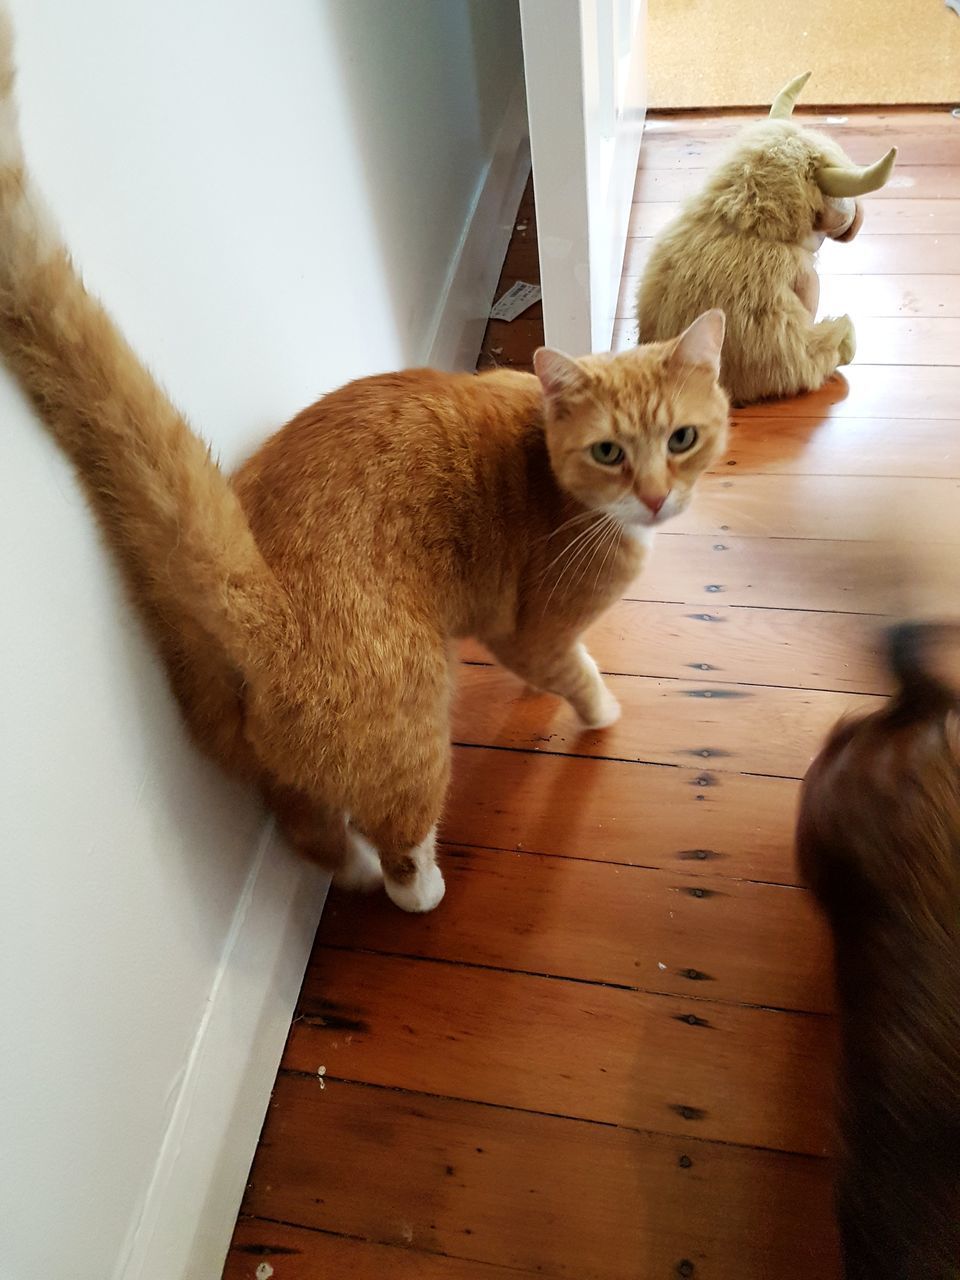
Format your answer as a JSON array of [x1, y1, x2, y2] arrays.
[[648, 0, 960, 108]]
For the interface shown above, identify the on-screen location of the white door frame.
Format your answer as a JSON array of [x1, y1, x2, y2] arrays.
[[520, 0, 646, 355]]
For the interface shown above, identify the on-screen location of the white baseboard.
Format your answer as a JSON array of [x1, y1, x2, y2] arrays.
[[117, 823, 329, 1280], [425, 74, 532, 371]]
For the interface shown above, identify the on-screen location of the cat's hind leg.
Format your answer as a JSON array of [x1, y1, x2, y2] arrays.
[[265, 780, 383, 891], [257, 620, 452, 911], [350, 736, 451, 912], [373, 824, 445, 913], [338, 825, 387, 892]]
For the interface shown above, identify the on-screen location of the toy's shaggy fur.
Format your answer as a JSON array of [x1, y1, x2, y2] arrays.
[[637, 98, 895, 405], [0, 11, 728, 912], [797, 622, 960, 1278]]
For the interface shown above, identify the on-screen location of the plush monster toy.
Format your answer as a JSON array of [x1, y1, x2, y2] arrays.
[[636, 73, 897, 405]]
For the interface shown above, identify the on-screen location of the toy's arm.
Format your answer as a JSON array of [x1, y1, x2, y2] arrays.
[[833, 199, 864, 243], [793, 260, 820, 320], [817, 195, 864, 243]]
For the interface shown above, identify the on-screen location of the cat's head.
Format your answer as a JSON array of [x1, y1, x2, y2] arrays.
[[534, 310, 728, 530]]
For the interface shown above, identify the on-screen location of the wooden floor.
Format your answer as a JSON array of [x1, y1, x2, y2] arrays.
[[223, 111, 960, 1280]]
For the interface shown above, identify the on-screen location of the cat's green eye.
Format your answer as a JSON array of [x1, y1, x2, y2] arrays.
[[590, 441, 625, 466], [668, 426, 698, 454]]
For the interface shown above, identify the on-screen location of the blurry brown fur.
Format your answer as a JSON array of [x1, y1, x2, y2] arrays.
[[0, 13, 728, 911], [637, 72, 896, 405], [797, 622, 960, 1278]]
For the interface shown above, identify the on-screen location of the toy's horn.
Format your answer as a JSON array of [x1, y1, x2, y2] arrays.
[[816, 146, 897, 197], [769, 71, 812, 119]]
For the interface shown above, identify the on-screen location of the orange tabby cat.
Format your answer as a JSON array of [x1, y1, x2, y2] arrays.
[[0, 13, 728, 911]]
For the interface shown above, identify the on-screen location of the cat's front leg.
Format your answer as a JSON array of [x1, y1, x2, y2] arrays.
[[547, 642, 621, 728], [495, 638, 621, 730]]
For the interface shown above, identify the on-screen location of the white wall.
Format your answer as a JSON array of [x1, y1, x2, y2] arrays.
[[0, 3, 525, 1279]]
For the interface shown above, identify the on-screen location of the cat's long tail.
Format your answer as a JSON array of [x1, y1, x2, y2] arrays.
[[0, 12, 297, 684]]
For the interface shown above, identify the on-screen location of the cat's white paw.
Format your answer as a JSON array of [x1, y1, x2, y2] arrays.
[[385, 861, 446, 913], [334, 827, 384, 892], [580, 686, 621, 730]]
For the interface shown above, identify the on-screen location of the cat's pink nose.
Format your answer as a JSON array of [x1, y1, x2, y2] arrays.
[[639, 491, 667, 515]]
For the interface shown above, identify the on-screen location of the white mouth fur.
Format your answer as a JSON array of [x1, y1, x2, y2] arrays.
[[604, 494, 680, 530]]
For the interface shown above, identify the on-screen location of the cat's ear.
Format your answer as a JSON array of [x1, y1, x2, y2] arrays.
[[670, 309, 725, 376], [533, 347, 590, 400]]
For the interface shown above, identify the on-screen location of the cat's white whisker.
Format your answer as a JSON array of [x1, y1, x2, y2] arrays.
[[541, 515, 613, 613], [536, 514, 607, 585], [543, 520, 608, 601], [565, 515, 618, 596], [574, 515, 618, 598], [594, 521, 624, 598], [542, 507, 598, 542]]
